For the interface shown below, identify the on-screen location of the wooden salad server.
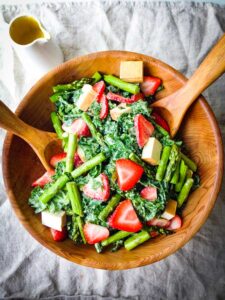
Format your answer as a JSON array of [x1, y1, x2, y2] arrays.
[[151, 33, 225, 137], [0, 100, 62, 170]]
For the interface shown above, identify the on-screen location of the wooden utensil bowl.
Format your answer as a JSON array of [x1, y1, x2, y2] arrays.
[[2, 51, 223, 270]]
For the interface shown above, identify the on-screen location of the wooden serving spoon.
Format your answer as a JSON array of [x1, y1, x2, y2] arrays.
[[151, 34, 225, 137], [0, 100, 62, 170]]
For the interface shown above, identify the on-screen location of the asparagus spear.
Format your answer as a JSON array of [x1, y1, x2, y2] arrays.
[[39, 153, 106, 203], [124, 230, 150, 251], [95, 243, 103, 253], [50, 92, 62, 103], [66, 182, 83, 216], [51, 112, 64, 140], [66, 134, 77, 172], [99, 194, 121, 221], [104, 75, 140, 95], [155, 124, 170, 137], [92, 71, 102, 83], [82, 112, 105, 146], [101, 231, 132, 247], [53, 78, 93, 93], [76, 216, 86, 244], [164, 144, 180, 182], [186, 169, 193, 179], [170, 158, 181, 184], [39, 174, 70, 204], [175, 160, 188, 192], [177, 178, 194, 208], [156, 146, 171, 181], [180, 152, 197, 172]]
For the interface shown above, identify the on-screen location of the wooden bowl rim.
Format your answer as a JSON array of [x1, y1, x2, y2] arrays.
[[2, 50, 224, 270]]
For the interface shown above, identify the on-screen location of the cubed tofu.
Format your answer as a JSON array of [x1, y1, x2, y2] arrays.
[[76, 84, 97, 111], [41, 210, 66, 231], [120, 61, 143, 83], [161, 199, 177, 220], [110, 103, 132, 121], [141, 137, 162, 165]]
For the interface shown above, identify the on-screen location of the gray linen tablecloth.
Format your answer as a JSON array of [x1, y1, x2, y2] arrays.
[[0, 1, 225, 299]]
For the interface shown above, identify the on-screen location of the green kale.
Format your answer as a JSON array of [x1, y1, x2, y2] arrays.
[[82, 195, 106, 226], [78, 137, 101, 160], [110, 239, 124, 252], [28, 186, 46, 213]]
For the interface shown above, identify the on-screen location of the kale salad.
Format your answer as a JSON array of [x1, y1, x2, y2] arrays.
[[29, 61, 199, 252]]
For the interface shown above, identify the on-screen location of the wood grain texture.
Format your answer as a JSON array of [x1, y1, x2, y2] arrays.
[[151, 33, 225, 137], [2, 51, 224, 270]]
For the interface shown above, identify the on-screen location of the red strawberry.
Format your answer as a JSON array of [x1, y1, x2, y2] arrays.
[[150, 231, 159, 238], [106, 92, 143, 104], [84, 223, 109, 244], [50, 227, 67, 242], [116, 159, 144, 191], [32, 170, 55, 187], [152, 111, 170, 133], [140, 186, 157, 201], [167, 215, 182, 230], [93, 81, 106, 102], [140, 76, 162, 96], [50, 152, 67, 167], [99, 94, 109, 119], [130, 93, 144, 102], [82, 173, 110, 201], [74, 152, 83, 167], [134, 114, 154, 148], [147, 218, 170, 228], [62, 118, 91, 137], [109, 199, 143, 232]]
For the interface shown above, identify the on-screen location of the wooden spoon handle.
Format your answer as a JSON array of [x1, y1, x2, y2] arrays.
[[179, 33, 225, 105], [0, 100, 32, 139]]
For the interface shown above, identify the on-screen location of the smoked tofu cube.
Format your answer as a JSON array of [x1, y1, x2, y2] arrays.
[[120, 61, 143, 83], [76, 84, 97, 111], [110, 103, 132, 121], [41, 210, 66, 231], [141, 137, 162, 165], [161, 199, 177, 220]]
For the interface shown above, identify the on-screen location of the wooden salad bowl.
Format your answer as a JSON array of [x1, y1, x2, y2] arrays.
[[2, 51, 223, 270]]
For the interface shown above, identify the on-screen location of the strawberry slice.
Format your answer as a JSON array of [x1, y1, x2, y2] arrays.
[[99, 94, 109, 119], [152, 111, 170, 133], [134, 114, 155, 148], [50, 152, 67, 167], [147, 218, 170, 228], [140, 186, 157, 201], [140, 76, 162, 96], [50, 227, 67, 242], [62, 118, 91, 137], [93, 81, 106, 102], [32, 170, 55, 187], [167, 215, 182, 230], [116, 159, 144, 191], [106, 92, 143, 104], [108, 199, 143, 232], [82, 173, 110, 201], [150, 231, 159, 238], [84, 223, 109, 244], [74, 152, 83, 167]]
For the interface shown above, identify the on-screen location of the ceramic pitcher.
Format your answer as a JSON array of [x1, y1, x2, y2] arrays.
[[9, 15, 64, 77]]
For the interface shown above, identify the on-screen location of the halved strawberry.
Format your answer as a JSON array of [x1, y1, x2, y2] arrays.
[[147, 218, 170, 228], [116, 159, 144, 191], [140, 76, 162, 96], [134, 114, 154, 148], [84, 223, 109, 244], [108, 199, 143, 232], [74, 152, 83, 167], [106, 92, 143, 104], [167, 215, 182, 230], [150, 231, 159, 238], [152, 111, 170, 133], [131, 93, 144, 102], [62, 118, 91, 137], [99, 94, 109, 119], [50, 227, 67, 242], [50, 152, 67, 167], [140, 186, 157, 201], [93, 80, 106, 102], [82, 173, 110, 201], [32, 170, 55, 187]]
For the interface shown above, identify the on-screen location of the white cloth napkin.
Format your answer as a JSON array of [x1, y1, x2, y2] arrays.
[[0, 1, 225, 299]]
